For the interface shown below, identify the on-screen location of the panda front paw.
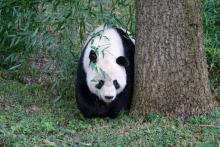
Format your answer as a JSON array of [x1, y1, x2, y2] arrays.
[[108, 111, 119, 118], [82, 112, 94, 118]]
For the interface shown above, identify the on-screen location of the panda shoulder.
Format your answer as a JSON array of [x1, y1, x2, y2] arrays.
[[114, 27, 135, 44]]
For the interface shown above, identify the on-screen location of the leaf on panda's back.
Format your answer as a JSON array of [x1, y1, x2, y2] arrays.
[[101, 45, 111, 58], [99, 68, 105, 77], [102, 35, 109, 41], [90, 37, 99, 54], [90, 31, 101, 43], [101, 50, 105, 58], [90, 62, 98, 72], [91, 45, 100, 58], [90, 33, 110, 59], [98, 35, 109, 45], [91, 46, 97, 52], [94, 66, 98, 73], [91, 30, 102, 39], [99, 68, 111, 80], [95, 90, 101, 98], [90, 38, 95, 45]]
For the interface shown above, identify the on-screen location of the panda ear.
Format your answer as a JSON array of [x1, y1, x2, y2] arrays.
[[89, 50, 97, 63], [116, 56, 129, 67]]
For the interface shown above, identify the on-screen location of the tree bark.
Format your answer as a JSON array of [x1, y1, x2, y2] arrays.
[[132, 0, 214, 120]]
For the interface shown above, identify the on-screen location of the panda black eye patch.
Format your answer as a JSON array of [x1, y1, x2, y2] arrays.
[[95, 80, 104, 89], [116, 56, 129, 67], [89, 50, 97, 63], [113, 80, 120, 89]]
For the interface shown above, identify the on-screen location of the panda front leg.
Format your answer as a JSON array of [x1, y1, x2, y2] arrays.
[[79, 101, 108, 118], [76, 91, 109, 118], [108, 93, 131, 118], [108, 104, 123, 118]]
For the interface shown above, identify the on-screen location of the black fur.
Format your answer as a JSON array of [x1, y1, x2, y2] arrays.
[[116, 56, 129, 67], [89, 50, 97, 63], [75, 27, 134, 118]]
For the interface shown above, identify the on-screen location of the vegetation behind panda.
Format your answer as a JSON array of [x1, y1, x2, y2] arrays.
[[75, 25, 135, 118]]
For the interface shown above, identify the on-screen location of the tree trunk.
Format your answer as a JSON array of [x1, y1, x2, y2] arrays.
[[132, 0, 214, 120]]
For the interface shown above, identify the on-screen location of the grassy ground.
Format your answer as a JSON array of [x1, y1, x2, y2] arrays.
[[0, 77, 219, 146]]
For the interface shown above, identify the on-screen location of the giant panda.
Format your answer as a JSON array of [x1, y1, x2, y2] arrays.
[[75, 25, 134, 118]]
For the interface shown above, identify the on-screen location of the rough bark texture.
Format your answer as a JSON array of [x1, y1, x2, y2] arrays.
[[132, 0, 214, 120]]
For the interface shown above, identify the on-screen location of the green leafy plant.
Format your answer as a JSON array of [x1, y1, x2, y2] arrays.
[[0, 1, 40, 69], [203, 0, 220, 98]]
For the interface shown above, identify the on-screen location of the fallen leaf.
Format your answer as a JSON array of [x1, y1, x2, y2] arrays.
[[29, 105, 40, 113]]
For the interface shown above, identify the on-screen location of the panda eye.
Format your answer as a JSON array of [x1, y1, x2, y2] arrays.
[[95, 80, 104, 89], [113, 80, 120, 89]]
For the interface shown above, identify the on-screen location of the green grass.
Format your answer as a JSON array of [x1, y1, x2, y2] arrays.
[[203, 0, 220, 49], [0, 77, 219, 146]]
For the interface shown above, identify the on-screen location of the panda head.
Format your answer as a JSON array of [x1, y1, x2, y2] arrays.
[[87, 50, 129, 103]]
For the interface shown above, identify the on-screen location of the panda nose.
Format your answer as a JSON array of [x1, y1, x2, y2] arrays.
[[105, 96, 113, 100]]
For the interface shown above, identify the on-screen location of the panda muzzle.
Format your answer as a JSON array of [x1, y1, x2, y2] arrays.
[[105, 96, 114, 100]]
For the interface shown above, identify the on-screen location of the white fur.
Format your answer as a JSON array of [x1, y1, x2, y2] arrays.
[[83, 26, 127, 103]]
